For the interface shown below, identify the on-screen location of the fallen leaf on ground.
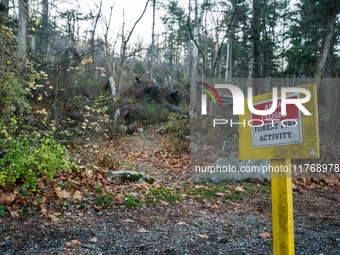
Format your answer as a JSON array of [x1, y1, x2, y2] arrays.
[[259, 232, 271, 238], [65, 239, 81, 246], [123, 219, 134, 223], [197, 234, 209, 238], [257, 206, 264, 212], [0, 193, 16, 205], [54, 187, 70, 199], [89, 237, 97, 243], [137, 228, 149, 233], [216, 192, 225, 197], [10, 211, 19, 218], [161, 201, 169, 205], [94, 205, 102, 210], [73, 191, 83, 201], [39, 206, 48, 214], [234, 186, 245, 192], [112, 196, 125, 205], [48, 214, 59, 223]]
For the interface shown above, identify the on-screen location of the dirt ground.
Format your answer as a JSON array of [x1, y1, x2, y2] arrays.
[[0, 128, 339, 254]]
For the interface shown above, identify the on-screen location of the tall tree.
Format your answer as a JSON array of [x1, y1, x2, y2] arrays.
[[252, 0, 262, 94], [40, 0, 49, 60], [17, 0, 29, 76], [112, 0, 150, 135], [189, 0, 207, 116], [150, 0, 156, 82]]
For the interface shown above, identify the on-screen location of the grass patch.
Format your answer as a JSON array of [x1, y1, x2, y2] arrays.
[[122, 194, 143, 208], [225, 190, 243, 202], [146, 188, 184, 206], [96, 193, 115, 209], [186, 185, 229, 204]]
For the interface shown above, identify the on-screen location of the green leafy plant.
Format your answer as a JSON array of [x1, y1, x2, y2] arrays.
[[94, 186, 102, 193], [0, 117, 74, 190], [0, 205, 5, 217], [58, 183, 68, 189]]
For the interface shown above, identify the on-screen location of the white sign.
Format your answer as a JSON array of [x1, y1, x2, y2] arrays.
[[251, 93, 302, 148]]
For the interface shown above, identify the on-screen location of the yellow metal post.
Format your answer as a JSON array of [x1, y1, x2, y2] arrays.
[[271, 159, 295, 255]]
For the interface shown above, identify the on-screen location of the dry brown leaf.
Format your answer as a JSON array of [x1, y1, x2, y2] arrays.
[[89, 237, 97, 243], [197, 234, 209, 238], [37, 181, 45, 189], [27, 207, 34, 214], [234, 186, 245, 192], [94, 205, 102, 210], [257, 206, 264, 212], [0, 193, 16, 205], [54, 187, 70, 199], [161, 201, 169, 206], [66, 239, 81, 246], [259, 232, 271, 238], [10, 210, 19, 218], [39, 206, 48, 214], [216, 192, 225, 197], [72, 191, 82, 201], [137, 228, 149, 233], [41, 196, 47, 204], [48, 214, 59, 223]]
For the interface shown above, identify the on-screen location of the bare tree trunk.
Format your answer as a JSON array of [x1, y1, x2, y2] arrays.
[[112, 0, 150, 136], [225, 40, 229, 81], [186, 40, 191, 78], [218, 45, 222, 79], [40, 0, 48, 60], [252, 0, 262, 95], [325, 33, 336, 78], [149, 0, 155, 82], [91, 1, 102, 76], [314, 0, 338, 85], [189, 0, 206, 117], [17, 0, 29, 77]]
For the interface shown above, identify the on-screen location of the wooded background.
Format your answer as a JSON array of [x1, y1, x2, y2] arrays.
[[1, 0, 340, 136]]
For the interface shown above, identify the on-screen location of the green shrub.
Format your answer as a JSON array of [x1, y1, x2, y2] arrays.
[[166, 113, 189, 140], [144, 104, 169, 124], [0, 117, 73, 190]]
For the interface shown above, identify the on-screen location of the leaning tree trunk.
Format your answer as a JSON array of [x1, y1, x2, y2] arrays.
[[314, 0, 338, 85]]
